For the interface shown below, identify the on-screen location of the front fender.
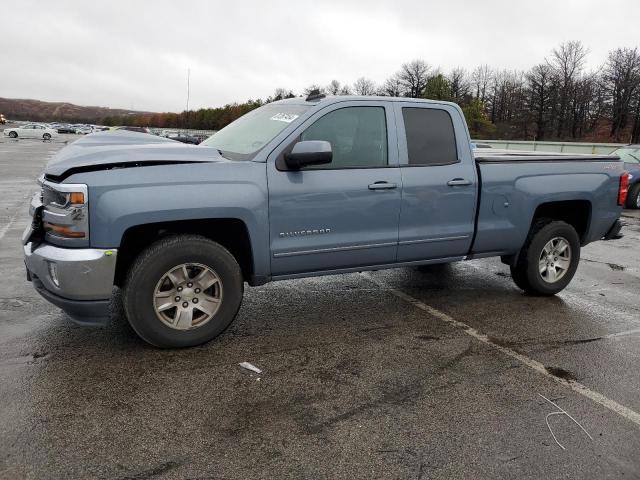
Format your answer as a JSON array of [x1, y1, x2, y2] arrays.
[[69, 162, 270, 278]]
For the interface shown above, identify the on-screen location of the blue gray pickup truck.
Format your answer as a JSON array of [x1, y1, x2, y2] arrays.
[[23, 94, 629, 347]]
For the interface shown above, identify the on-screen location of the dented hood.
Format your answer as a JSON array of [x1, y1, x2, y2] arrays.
[[45, 130, 226, 179]]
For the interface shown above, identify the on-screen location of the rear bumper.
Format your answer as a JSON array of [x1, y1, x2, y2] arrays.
[[24, 241, 117, 325], [603, 219, 624, 240]]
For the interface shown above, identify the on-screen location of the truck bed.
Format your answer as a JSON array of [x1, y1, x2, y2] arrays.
[[471, 151, 623, 257]]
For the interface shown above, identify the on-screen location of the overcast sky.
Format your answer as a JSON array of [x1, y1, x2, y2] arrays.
[[1, 0, 638, 112]]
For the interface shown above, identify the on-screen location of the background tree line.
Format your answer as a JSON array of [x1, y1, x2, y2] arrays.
[[104, 41, 640, 142]]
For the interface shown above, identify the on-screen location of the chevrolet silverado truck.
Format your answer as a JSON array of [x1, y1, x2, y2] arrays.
[[23, 94, 628, 348]]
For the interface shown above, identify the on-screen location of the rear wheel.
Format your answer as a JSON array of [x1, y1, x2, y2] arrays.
[[123, 235, 244, 348], [627, 183, 640, 209], [510, 220, 580, 295]]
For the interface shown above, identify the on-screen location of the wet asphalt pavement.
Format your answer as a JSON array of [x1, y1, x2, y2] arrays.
[[0, 136, 639, 480]]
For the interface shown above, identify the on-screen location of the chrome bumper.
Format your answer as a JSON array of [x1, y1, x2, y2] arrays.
[[24, 242, 117, 301]]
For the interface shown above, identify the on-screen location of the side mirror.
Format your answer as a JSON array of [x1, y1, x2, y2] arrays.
[[284, 140, 332, 170]]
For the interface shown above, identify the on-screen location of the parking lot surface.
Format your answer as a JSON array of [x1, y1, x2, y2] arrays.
[[1, 137, 639, 479]]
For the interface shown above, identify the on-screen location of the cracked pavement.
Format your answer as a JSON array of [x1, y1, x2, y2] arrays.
[[1, 138, 639, 479]]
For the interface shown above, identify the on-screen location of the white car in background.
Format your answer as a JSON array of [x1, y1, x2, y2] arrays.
[[3, 124, 58, 140], [74, 125, 94, 135]]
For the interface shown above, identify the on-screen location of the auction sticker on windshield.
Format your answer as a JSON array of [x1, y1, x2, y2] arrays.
[[270, 113, 299, 123]]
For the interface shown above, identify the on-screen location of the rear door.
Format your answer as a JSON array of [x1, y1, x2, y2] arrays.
[[267, 101, 401, 276], [394, 102, 477, 262]]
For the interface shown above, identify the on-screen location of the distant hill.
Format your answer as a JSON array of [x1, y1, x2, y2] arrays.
[[0, 97, 155, 123]]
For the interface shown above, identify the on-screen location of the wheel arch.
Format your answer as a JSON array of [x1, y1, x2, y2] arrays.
[[114, 218, 256, 287], [530, 200, 592, 245], [502, 200, 591, 267]]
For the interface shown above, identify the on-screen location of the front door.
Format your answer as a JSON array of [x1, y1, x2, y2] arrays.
[[22, 125, 36, 138], [267, 101, 401, 276]]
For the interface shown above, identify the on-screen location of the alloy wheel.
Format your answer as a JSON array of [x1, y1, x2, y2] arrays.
[[153, 263, 223, 330], [538, 237, 571, 283]]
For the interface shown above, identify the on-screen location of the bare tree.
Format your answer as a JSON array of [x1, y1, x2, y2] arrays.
[[603, 47, 640, 141], [548, 40, 588, 138], [448, 67, 471, 103], [353, 77, 377, 96], [633, 92, 640, 143], [326, 80, 342, 95], [487, 70, 527, 135], [471, 65, 493, 103], [398, 60, 430, 97], [525, 64, 554, 140], [269, 88, 295, 102], [570, 73, 600, 139], [325, 80, 352, 96], [380, 74, 403, 96]]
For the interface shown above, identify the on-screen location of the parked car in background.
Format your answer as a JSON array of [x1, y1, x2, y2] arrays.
[[3, 124, 57, 140], [75, 125, 94, 135], [113, 126, 152, 134], [56, 124, 77, 134], [167, 132, 200, 144], [193, 134, 210, 144], [611, 144, 640, 209]]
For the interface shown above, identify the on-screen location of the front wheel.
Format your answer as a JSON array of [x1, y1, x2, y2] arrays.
[[43, 133, 51, 140], [8, 131, 17, 138], [510, 220, 580, 296], [627, 183, 640, 209], [123, 235, 244, 348]]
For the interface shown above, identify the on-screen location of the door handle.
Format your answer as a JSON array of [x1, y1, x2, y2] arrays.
[[368, 182, 398, 190], [447, 178, 472, 186]]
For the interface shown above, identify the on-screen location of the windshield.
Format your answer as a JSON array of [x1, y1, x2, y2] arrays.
[[201, 103, 310, 160], [613, 147, 640, 163]]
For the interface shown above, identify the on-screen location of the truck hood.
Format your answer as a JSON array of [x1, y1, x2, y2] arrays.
[[45, 130, 227, 179]]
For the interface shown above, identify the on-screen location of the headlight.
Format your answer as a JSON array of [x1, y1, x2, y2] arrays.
[[39, 178, 89, 244]]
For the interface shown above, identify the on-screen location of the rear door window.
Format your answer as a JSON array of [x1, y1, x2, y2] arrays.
[[402, 108, 458, 166]]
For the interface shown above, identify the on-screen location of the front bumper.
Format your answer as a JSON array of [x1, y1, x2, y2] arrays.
[[24, 241, 117, 324]]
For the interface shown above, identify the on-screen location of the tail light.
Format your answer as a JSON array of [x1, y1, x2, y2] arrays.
[[618, 172, 629, 206]]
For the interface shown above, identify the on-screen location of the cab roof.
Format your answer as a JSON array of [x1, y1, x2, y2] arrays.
[[271, 95, 460, 109]]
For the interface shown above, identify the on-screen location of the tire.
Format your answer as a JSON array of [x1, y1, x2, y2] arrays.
[[510, 219, 580, 296], [627, 183, 640, 210], [8, 131, 17, 138], [123, 235, 244, 348], [43, 133, 51, 140]]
